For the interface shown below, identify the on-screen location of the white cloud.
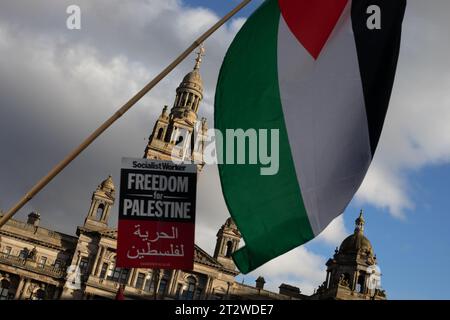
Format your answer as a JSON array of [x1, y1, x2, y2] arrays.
[[315, 215, 348, 247], [248, 246, 326, 295]]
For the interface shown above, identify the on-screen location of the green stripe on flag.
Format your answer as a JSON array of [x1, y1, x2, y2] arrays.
[[214, 0, 314, 274]]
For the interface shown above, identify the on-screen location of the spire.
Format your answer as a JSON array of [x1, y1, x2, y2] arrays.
[[194, 44, 205, 70], [355, 209, 365, 234]]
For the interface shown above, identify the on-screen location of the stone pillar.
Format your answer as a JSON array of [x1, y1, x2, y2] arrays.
[[194, 96, 199, 112], [168, 270, 178, 296], [20, 279, 32, 300], [91, 246, 102, 276], [202, 276, 212, 300], [353, 271, 358, 291], [14, 277, 25, 300], [127, 269, 136, 286], [183, 93, 188, 107], [75, 251, 81, 267], [131, 269, 140, 287], [96, 247, 107, 277]]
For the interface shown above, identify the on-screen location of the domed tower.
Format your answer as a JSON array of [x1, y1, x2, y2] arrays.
[[314, 211, 386, 300], [83, 176, 115, 230], [214, 218, 241, 271], [144, 46, 208, 170]]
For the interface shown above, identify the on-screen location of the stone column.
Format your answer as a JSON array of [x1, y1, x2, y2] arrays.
[[20, 279, 32, 300], [75, 251, 81, 267], [96, 247, 107, 277], [353, 271, 358, 291], [167, 270, 178, 296], [131, 269, 140, 287], [14, 277, 25, 300], [194, 96, 199, 112], [202, 276, 211, 300], [91, 245, 103, 275], [127, 269, 136, 286]]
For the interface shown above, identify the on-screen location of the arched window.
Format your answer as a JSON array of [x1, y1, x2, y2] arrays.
[[225, 241, 233, 258], [176, 135, 184, 146], [0, 280, 10, 300], [96, 204, 105, 220], [165, 125, 174, 143], [157, 128, 164, 140], [183, 276, 196, 300]]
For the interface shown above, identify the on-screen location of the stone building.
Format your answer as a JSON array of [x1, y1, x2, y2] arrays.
[[0, 49, 386, 300], [0, 205, 385, 300], [311, 211, 386, 300], [143, 46, 208, 171]]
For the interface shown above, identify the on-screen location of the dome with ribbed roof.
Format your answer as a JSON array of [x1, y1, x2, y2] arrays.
[[100, 175, 115, 192], [339, 232, 373, 255], [338, 210, 374, 257], [182, 69, 203, 89]]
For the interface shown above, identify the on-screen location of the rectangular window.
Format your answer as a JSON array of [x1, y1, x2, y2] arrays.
[[107, 267, 129, 284], [120, 269, 130, 284], [135, 273, 145, 290], [3, 246, 12, 257], [38, 256, 47, 268], [79, 257, 89, 274], [158, 279, 168, 295], [54, 259, 62, 269], [143, 274, 154, 292], [19, 249, 28, 260]]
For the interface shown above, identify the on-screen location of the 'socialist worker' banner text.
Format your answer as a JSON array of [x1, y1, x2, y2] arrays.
[[117, 158, 197, 270]]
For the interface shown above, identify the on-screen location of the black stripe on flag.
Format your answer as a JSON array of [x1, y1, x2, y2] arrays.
[[351, 0, 407, 155]]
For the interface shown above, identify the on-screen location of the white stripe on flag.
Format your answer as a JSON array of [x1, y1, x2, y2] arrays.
[[277, 2, 371, 235]]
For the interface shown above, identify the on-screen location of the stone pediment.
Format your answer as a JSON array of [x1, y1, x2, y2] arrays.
[[194, 245, 221, 268]]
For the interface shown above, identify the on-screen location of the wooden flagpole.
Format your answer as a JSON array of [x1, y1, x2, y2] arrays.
[[0, 0, 252, 228]]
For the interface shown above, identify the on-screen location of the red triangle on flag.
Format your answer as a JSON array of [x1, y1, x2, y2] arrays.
[[278, 0, 348, 59]]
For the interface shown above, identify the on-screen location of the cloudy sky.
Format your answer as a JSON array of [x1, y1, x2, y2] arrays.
[[1, 0, 450, 299]]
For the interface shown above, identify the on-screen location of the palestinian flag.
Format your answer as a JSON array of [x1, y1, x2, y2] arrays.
[[215, 0, 406, 274]]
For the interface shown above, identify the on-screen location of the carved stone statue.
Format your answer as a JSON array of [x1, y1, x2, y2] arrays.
[[339, 274, 350, 288], [28, 247, 37, 261]]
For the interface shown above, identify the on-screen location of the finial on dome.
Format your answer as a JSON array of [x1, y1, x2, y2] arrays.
[[354, 209, 365, 234], [194, 44, 205, 70]]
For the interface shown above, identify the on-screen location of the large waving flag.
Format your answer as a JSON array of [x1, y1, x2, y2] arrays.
[[215, 0, 406, 274]]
